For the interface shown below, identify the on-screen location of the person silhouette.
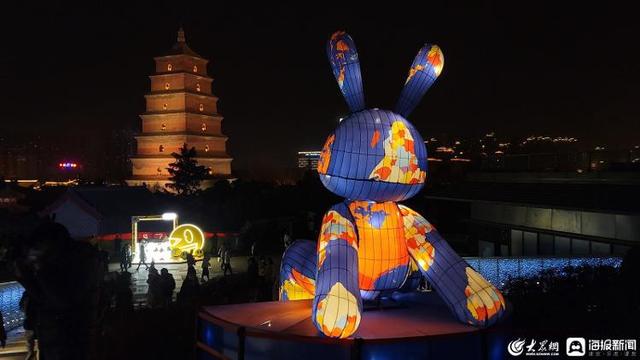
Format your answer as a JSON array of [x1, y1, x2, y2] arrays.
[[201, 255, 210, 283], [222, 249, 232, 276], [160, 268, 175, 308], [120, 243, 131, 272], [136, 240, 149, 271]]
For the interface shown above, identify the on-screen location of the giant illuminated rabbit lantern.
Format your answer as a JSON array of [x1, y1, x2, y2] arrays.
[[279, 31, 506, 338]]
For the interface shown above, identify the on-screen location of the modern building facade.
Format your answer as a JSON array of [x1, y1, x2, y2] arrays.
[[297, 151, 321, 170], [127, 28, 232, 190], [424, 172, 640, 258]]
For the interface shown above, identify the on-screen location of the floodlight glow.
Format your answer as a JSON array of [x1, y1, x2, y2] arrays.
[[162, 212, 178, 221]]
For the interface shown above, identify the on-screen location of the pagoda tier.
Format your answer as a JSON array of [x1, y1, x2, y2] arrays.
[[127, 28, 232, 190]]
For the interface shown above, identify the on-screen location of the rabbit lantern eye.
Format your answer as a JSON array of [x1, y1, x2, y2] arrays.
[[319, 31, 444, 202]]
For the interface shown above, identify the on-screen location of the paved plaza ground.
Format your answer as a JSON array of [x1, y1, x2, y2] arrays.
[[110, 255, 253, 303], [0, 255, 261, 358]]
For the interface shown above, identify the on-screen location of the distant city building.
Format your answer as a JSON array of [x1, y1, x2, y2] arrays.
[[127, 28, 232, 190], [0, 186, 26, 212], [297, 151, 321, 170]]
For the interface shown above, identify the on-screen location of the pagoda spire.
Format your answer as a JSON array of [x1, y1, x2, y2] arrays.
[[177, 26, 186, 43]]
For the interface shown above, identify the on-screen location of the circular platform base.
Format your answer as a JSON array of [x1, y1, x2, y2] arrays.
[[196, 292, 509, 360]]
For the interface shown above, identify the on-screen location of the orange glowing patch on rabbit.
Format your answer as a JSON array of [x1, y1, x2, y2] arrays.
[[401, 207, 436, 272], [464, 267, 506, 323], [406, 64, 425, 84], [369, 121, 426, 184], [405, 45, 444, 84], [336, 39, 350, 52], [280, 272, 315, 301], [337, 67, 346, 89], [370, 130, 381, 148], [315, 282, 361, 338], [331, 30, 346, 42], [291, 268, 315, 295], [318, 210, 357, 268], [329, 32, 350, 89], [427, 45, 444, 76], [317, 134, 335, 174], [349, 201, 408, 290]]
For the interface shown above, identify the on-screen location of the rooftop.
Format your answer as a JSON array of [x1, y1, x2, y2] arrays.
[[163, 27, 203, 58], [426, 172, 640, 214]]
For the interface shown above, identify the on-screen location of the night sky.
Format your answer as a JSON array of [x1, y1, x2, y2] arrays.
[[2, 2, 639, 172]]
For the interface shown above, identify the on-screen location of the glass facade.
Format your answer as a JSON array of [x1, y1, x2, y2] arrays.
[[523, 231, 538, 256], [503, 228, 624, 257]]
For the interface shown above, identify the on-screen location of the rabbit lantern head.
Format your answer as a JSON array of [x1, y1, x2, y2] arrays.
[[317, 31, 444, 202]]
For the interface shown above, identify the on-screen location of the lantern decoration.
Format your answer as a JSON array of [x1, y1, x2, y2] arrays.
[[395, 44, 444, 117], [327, 31, 365, 112], [279, 31, 506, 339]]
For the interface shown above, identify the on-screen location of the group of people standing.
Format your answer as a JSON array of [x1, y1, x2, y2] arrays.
[[139, 245, 235, 308], [145, 263, 176, 308]]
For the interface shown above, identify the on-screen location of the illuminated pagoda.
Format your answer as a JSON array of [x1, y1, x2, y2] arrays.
[[127, 28, 232, 190]]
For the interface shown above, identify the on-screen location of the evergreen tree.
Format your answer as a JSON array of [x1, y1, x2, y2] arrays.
[[166, 144, 208, 195]]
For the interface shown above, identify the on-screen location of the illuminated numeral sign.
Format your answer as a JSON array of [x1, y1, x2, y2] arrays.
[[168, 224, 205, 257]]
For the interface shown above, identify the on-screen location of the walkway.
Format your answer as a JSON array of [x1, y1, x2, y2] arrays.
[[109, 256, 251, 302]]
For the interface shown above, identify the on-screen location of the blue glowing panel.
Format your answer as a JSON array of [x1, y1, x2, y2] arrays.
[[198, 320, 223, 352], [0, 282, 25, 331], [395, 44, 444, 117], [327, 31, 365, 112]]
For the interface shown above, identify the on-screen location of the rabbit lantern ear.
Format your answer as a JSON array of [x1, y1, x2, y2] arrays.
[[327, 31, 365, 113], [395, 44, 444, 118]]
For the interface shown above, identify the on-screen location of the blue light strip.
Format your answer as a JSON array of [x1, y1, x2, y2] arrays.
[[464, 257, 623, 289]]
